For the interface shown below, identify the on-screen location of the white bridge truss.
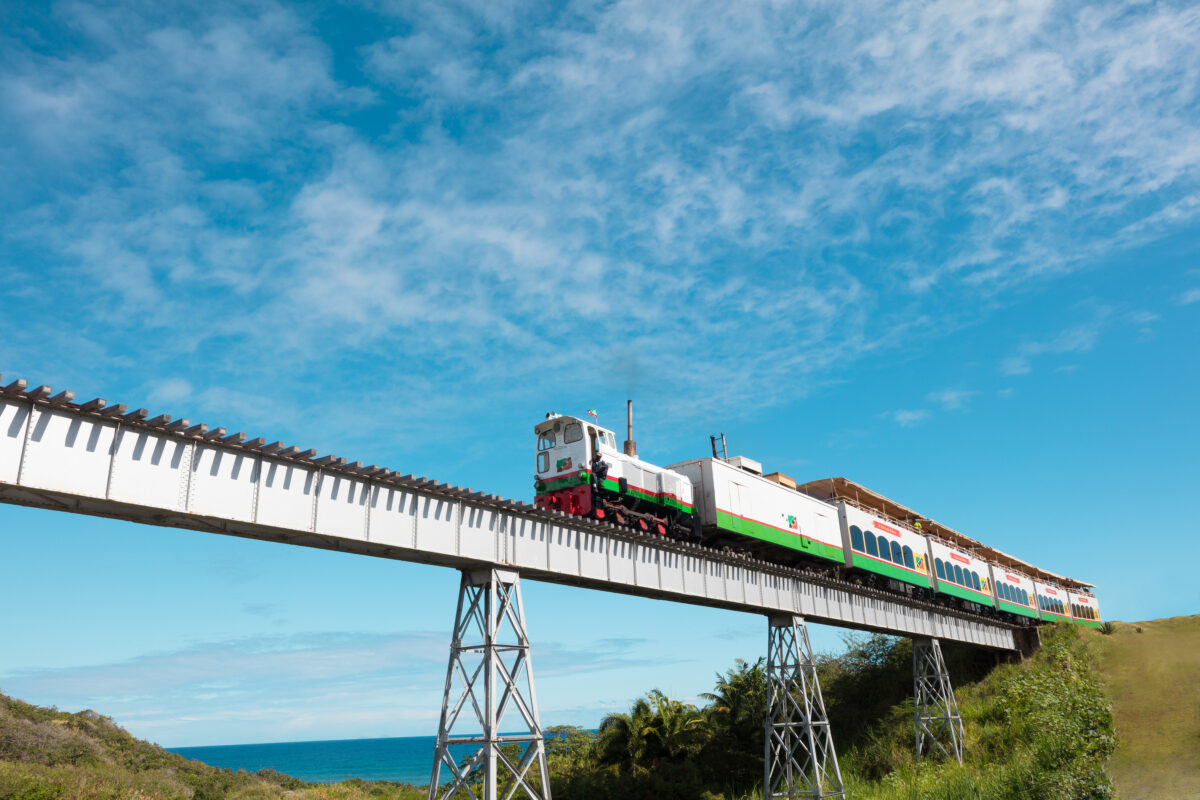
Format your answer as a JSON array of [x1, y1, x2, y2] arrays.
[[0, 380, 1017, 650]]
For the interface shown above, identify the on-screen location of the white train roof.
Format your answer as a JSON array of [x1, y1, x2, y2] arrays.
[[795, 476, 1094, 590]]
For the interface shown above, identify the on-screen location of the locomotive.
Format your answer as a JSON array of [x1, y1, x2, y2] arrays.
[[534, 405, 1102, 629]]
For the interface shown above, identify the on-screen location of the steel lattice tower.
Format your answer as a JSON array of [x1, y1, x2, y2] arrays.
[[764, 615, 845, 799], [913, 638, 964, 764], [429, 569, 551, 800]]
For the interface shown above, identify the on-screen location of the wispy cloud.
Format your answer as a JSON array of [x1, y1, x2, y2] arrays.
[[927, 388, 977, 411], [1, 0, 1197, 458], [0, 629, 667, 746], [1179, 288, 1200, 305], [999, 309, 1111, 376], [889, 409, 930, 427]]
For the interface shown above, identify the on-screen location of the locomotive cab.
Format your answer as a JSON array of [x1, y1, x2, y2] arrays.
[[533, 414, 617, 515]]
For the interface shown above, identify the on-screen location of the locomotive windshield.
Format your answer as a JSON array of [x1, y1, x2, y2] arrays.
[[538, 432, 555, 450]]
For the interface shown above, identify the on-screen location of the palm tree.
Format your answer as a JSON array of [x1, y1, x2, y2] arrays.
[[641, 689, 709, 762], [596, 690, 709, 767], [700, 658, 767, 782]]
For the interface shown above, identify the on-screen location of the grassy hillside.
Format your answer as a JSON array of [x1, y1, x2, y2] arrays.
[[5, 617, 1194, 800], [0, 691, 425, 800], [1092, 615, 1200, 800]]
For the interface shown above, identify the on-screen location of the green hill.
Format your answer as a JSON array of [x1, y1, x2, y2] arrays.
[[1092, 615, 1200, 799], [3, 617, 1196, 799], [0, 691, 425, 800]]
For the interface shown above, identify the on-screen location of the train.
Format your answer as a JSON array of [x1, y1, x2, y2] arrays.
[[533, 407, 1102, 629]]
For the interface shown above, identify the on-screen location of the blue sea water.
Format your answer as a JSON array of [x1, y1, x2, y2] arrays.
[[170, 736, 472, 785]]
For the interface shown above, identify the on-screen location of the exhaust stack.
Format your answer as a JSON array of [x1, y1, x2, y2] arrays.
[[624, 399, 637, 457]]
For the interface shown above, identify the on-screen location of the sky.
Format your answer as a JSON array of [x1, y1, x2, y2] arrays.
[[0, 0, 1198, 749]]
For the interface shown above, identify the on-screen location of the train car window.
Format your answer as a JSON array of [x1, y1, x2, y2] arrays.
[[935, 559, 945, 579], [537, 452, 549, 473], [1000, 583, 1009, 601], [1022, 590, 1029, 606], [877, 536, 891, 561], [865, 534, 879, 558], [971, 572, 982, 592], [538, 432, 555, 450], [850, 526, 864, 552], [902, 546, 915, 570], [953, 564, 964, 586], [564, 423, 583, 443], [890, 541, 903, 564]]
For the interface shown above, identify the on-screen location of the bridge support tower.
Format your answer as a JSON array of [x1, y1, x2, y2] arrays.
[[764, 615, 845, 799], [429, 568, 551, 800], [913, 637, 964, 764]]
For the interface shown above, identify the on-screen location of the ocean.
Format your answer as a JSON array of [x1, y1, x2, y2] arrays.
[[170, 736, 474, 785]]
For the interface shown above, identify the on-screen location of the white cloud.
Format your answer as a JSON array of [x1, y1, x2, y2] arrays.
[[1001, 356, 1032, 376], [2, 0, 1198, 450], [927, 388, 977, 411], [890, 409, 930, 427], [1178, 288, 1200, 305]]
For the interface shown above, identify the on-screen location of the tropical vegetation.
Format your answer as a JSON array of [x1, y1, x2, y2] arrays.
[[1, 622, 1120, 799]]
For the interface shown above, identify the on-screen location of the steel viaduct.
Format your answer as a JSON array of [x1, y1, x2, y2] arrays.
[[0, 376, 1033, 799]]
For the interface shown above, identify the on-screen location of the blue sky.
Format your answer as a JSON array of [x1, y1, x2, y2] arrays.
[[1, 0, 1198, 748]]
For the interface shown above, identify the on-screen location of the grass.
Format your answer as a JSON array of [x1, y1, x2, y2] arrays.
[[6, 617, 1196, 799], [0, 692, 427, 800], [1091, 615, 1200, 800]]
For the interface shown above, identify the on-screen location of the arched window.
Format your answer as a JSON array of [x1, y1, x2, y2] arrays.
[[850, 525, 864, 552], [1057, 600, 1064, 615], [953, 564, 965, 586], [875, 536, 889, 561], [890, 541, 903, 564], [903, 546, 915, 570], [1022, 590, 1029, 607], [1001, 583, 1011, 602], [865, 534, 878, 558], [971, 572, 981, 592], [935, 559, 945, 579]]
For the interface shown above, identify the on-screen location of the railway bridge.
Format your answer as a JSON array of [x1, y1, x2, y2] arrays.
[[0, 375, 1034, 799]]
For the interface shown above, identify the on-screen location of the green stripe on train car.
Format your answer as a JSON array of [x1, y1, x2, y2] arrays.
[[850, 552, 931, 588], [600, 477, 693, 513], [715, 511, 845, 564], [997, 597, 1040, 620], [1071, 617, 1104, 629], [934, 580, 995, 607]]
